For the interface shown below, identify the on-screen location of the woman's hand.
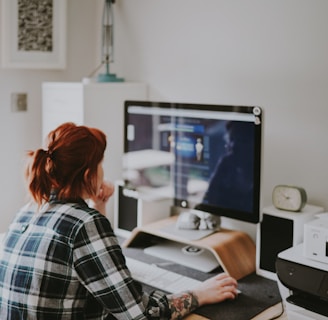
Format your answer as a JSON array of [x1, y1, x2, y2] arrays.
[[90, 181, 115, 215], [193, 273, 238, 306], [167, 273, 238, 319]]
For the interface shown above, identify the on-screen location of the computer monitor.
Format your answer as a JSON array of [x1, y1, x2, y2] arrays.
[[123, 100, 262, 226]]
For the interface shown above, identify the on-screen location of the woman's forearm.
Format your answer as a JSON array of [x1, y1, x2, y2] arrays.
[[167, 291, 199, 319]]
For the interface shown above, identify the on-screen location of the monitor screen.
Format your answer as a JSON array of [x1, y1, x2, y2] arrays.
[[123, 101, 262, 224]]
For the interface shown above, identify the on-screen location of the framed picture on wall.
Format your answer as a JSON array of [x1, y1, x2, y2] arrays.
[[1, 0, 67, 69]]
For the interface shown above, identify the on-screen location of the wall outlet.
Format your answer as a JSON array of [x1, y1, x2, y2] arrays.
[[11, 93, 27, 112]]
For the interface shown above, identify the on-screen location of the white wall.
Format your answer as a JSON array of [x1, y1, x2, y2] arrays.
[[0, 0, 102, 232], [113, 0, 328, 216], [1, 0, 328, 235]]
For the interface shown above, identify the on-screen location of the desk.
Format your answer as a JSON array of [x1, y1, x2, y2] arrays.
[[121, 234, 283, 320]]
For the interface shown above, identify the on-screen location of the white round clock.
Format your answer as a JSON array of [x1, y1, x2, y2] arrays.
[[272, 185, 307, 212]]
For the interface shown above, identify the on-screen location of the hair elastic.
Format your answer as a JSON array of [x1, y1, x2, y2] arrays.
[[45, 149, 53, 160]]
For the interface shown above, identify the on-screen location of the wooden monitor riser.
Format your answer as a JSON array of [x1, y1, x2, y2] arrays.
[[123, 216, 256, 280]]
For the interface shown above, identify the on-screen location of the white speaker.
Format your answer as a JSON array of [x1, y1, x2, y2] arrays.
[[114, 180, 173, 237], [256, 204, 324, 280]]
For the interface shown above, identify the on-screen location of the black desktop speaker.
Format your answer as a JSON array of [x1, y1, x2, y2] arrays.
[[256, 205, 323, 280], [116, 184, 138, 233], [113, 180, 172, 237]]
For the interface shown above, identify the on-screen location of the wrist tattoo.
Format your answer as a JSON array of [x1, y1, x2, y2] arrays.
[[168, 291, 199, 319]]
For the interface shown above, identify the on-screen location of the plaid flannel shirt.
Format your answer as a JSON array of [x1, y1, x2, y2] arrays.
[[0, 197, 170, 319]]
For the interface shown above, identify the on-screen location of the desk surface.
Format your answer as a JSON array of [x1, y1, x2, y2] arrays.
[[184, 303, 287, 320]]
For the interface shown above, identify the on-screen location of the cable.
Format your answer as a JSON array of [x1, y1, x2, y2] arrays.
[[267, 301, 285, 320], [86, 62, 104, 78]]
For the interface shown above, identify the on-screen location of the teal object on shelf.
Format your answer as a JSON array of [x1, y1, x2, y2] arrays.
[[97, 59, 124, 82], [97, 73, 124, 82]]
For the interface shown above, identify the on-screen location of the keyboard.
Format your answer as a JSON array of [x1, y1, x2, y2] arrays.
[[125, 257, 202, 293]]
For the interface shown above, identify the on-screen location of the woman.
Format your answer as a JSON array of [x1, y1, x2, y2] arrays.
[[0, 122, 238, 319]]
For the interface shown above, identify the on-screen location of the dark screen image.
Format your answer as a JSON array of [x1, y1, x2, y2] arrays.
[[124, 102, 262, 223]]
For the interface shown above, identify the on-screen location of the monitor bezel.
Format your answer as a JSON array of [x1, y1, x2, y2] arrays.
[[124, 100, 262, 224]]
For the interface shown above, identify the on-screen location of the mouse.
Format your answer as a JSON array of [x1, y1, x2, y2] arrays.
[[176, 211, 200, 230]]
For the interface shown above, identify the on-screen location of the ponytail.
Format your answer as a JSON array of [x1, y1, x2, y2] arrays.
[[26, 149, 55, 204]]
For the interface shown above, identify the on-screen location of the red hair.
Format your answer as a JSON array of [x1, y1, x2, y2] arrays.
[[26, 122, 107, 205]]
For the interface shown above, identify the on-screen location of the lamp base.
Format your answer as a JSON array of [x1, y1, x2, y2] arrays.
[[97, 72, 124, 83]]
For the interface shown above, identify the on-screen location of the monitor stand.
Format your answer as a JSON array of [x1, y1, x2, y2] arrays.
[[144, 211, 221, 272], [159, 222, 216, 241], [144, 239, 220, 272], [123, 215, 256, 280], [159, 209, 221, 241]]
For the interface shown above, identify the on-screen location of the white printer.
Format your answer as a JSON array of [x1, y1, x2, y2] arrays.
[[276, 215, 328, 320], [303, 214, 328, 264]]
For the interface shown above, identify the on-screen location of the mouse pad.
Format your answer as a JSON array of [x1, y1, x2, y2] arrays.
[[194, 273, 282, 320]]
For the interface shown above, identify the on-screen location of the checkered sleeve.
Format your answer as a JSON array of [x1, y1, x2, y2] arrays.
[[73, 214, 170, 320]]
